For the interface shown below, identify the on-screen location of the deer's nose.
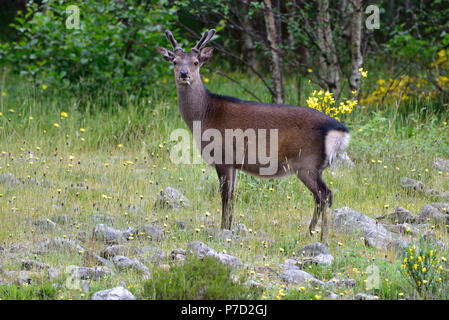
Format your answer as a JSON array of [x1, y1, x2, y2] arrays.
[[180, 71, 189, 78]]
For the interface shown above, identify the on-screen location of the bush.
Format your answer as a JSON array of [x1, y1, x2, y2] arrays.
[[0, 0, 177, 95], [401, 241, 449, 299], [143, 256, 261, 300]]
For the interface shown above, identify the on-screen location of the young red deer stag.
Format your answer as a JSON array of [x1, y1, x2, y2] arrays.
[[157, 29, 350, 242]]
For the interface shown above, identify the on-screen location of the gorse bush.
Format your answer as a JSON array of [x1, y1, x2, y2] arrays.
[[401, 241, 449, 299], [143, 256, 261, 300], [0, 0, 176, 94]]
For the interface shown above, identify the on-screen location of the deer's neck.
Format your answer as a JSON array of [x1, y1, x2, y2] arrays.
[[176, 80, 209, 132]]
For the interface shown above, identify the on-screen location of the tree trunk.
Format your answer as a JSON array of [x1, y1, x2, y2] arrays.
[[349, 0, 363, 93], [263, 0, 285, 104], [239, 4, 259, 72], [317, 0, 340, 95]]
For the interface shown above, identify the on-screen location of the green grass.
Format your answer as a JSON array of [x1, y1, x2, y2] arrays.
[[0, 71, 448, 300]]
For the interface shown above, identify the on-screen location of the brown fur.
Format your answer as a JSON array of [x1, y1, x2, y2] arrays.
[[157, 30, 350, 243]]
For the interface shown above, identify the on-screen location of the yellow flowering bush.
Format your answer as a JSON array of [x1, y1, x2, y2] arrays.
[[362, 49, 449, 106], [306, 89, 357, 121], [306, 67, 366, 120], [402, 242, 449, 298]]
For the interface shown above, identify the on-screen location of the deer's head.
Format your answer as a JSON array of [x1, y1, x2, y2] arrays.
[[157, 29, 215, 86]]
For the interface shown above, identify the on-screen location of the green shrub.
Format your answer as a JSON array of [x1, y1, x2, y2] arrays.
[[401, 241, 449, 299], [0, 0, 177, 95], [143, 256, 261, 300]]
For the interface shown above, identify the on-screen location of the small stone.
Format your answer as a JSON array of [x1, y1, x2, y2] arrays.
[[154, 187, 191, 211], [113, 255, 150, 275], [134, 224, 163, 241], [235, 223, 249, 236], [93, 224, 125, 244], [188, 241, 217, 258], [434, 158, 449, 172], [279, 269, 324, 286], [21, 259, 50, 270], [296, 242, 330, 257], [170, 248, 186, 263], [206, 252, 243, 269], [68, 266, 114, 280], [354, 293, 376, 300], [90, 286, 136, 300], [417, 205, 447, 225]]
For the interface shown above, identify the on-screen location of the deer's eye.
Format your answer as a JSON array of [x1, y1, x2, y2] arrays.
[[194, 61, 199, 66], [173, 61, 177, 65]]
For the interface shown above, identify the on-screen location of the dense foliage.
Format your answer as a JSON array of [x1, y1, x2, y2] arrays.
[[0, 0, 177, 93]]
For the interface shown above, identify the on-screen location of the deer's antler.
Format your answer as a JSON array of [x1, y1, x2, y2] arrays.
[[165, 29, 182, 53], [191, 29, 216, 53]]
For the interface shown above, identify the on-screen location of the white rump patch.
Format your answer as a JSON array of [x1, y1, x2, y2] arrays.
[[324, 130, 350, 166]]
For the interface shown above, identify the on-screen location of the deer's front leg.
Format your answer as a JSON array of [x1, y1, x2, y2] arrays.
[[215, 165, 237, 230]]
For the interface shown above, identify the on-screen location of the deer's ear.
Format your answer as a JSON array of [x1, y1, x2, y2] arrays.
[[157, 46, 175, 62], [199, 47, 213, 64]]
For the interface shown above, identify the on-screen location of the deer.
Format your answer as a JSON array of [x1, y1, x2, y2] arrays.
[[157, 29, 350, 243]]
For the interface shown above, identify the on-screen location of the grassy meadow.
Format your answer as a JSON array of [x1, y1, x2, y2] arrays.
[[0, 69, 449, 300]]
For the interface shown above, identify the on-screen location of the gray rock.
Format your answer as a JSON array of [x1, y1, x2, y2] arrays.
[[384, 223, 419, 235], [284, 254, 333, 269], [206, 252, 243, 269], [417, 205, 448, 225], [170, 248, 187, 263], [354, 293, 376, 300], [154, 187, 190, 211], [91, 286, 136, 300], [134, 224, 163, 241], [101, 245, 142, 259], [434, 158, 449, 172], [296, 242, 330, 257], [326, 276, 356, 288], [401, 178, 449, 200], [331, 207, 408, 251], [235, 223, 249, 236], [93, 224, 125, 244], [21, 259, 50, 270], [5, 271, 36, 286], [244, 280, 264, 290], [428, 202, 449, 214], [188, 241, 242, 269], [328, 292, 339, 300], [113, 255, 150, 275], [376, 207, 416, 224], [279, 269, 324, 286], [68, 266, 114, 280], [188, 241, 217, 258], [400, 177, 425, 191]]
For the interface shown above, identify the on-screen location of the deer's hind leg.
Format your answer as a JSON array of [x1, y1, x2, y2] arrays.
[[296, 168, 332, 243]]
